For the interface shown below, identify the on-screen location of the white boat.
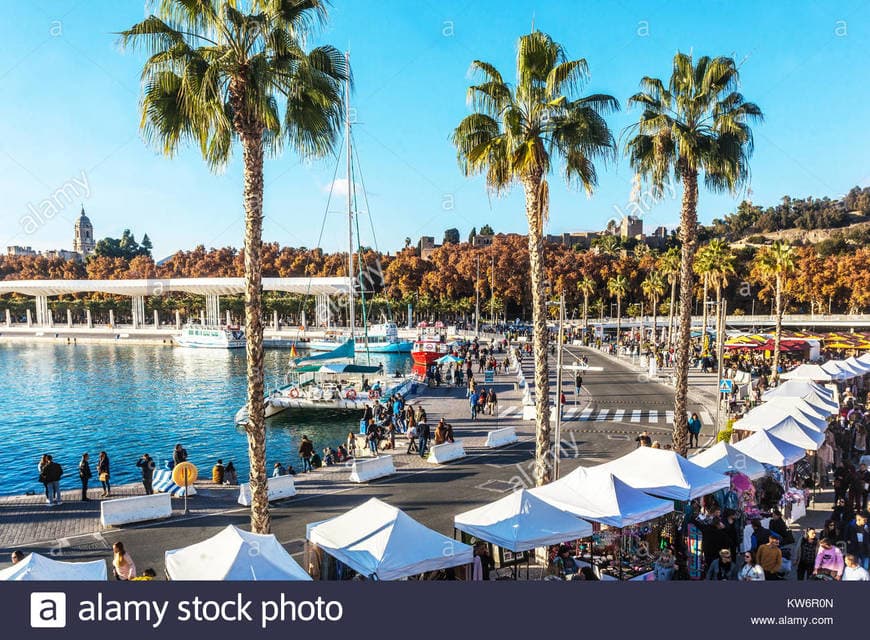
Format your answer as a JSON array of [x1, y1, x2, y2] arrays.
[[306, 322, 413, 353], [174, 324, 245, 349], [235, 360, 414, 423]]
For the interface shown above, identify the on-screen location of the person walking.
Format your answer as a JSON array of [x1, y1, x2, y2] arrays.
[[418, 417, 431, 458], [756, 534, 783, 580], [42, 455, 63, 506], [738, 551, 765, 581], [470, 389, 479, 421], [136, 454, 155, 495], [705, 549, 738, 580], [298, 435, 315, 472], [574, 372, 583, 398], [78, 453, 92, 502], [112, 541, 137, 581], [97, 451, 111, 497], [365, 420, 380, 457], [688, 413, 702, 449], [796, 528, 819, 580]]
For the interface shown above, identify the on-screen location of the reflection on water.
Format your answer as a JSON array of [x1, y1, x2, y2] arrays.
[[0, 342, 410, 495]]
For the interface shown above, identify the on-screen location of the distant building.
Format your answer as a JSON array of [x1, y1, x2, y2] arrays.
[[43, 249, 81, 261], [620, 215, 643, 240], [73, 206, 95, 256], [545, 232, 601, 249], [419, 236, 440, 260], [6, 245, 37, 256], [471, 234, 493, 248]]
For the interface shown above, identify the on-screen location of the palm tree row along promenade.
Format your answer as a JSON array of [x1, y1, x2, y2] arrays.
[[119, 2, 761, 531]]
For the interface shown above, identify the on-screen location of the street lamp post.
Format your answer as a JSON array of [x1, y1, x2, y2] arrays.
[[553, 293, 565, 480]]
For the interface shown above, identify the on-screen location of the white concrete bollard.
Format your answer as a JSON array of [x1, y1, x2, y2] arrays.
[[427, 441, 466, 464], [100, 493, 172, 527], [237, 474, 297, 506], [348, 455, 396, 483], [485, 426, 518, 448]]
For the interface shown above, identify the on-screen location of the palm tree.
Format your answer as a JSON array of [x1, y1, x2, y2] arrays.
[[641, 271, 666, 345], [594, 298, 606, 323], [120, 1, 347, 533], [593, 234, 620, 257], [702, 239, 736, 356], [577, 276, 596, 337], [607, 274, 628, 344], [453, 31, 618, 486], [657, 246, 680, 347], [756, 240, 795, 377], [694, 246, 714, 354], [625, 53, 762, 455]]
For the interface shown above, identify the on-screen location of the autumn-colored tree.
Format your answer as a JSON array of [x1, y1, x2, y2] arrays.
[[577, 276, 596, 333]]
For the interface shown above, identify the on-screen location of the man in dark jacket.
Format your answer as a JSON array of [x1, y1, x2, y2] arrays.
[[78, 453, 92, 501], [843, 512, 870, 570], [136, 454, 156, 495], [298, 435, 315, 472], [42, 457, 63, 506], [769, 509, 796, 557], [696, 517, 732, 570], [750, 518, 771, 551], [418, 420, 431, 458]]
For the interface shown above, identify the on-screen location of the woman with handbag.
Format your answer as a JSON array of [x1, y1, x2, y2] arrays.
[[37, 454, 51, 505], [97, 451, 111, 497]]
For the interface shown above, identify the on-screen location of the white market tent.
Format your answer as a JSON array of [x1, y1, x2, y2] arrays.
[[859, 353, 870, 367], [763, 396, 834, 421], [689, 442, 768, 480], [780, 363, 837, 382], [762, 380, 838, 414], [530, 466, 674, 527], [765, 415, 825, 450], [306, 498, 473, 581], [0, 553, 107, 581], [821, 360, 861, 381], [733, 402, 828, 433], [164, 525, 311, 581], [733, 430, 806, 467], [454, 489, 593, 552], [844, 356, 870, 375], [591, 447, 730, 501]]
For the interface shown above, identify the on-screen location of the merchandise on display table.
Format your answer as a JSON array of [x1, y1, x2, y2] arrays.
[[782, 487, 808, 523]]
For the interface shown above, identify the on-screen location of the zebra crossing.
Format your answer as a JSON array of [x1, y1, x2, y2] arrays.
[[496, 405, 713, 425]]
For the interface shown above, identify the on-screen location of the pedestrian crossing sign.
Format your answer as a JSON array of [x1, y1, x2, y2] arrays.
[[484, 370, 494, 383], [719, 379, 733, 394]]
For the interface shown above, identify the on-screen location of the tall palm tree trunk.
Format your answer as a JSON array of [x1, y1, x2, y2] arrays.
[[667, 276, 677, 347], [652, 295, 657, 345], [523, 175, 551, 486], [238, 120, 270, 534], [673, 167, 699, 456], [701, 278, 709, 353], [773, 274, 783, 378], [715, 285, 723, 366], [615, 297, 621, 346]]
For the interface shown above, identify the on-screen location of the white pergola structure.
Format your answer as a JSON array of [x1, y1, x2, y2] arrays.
[[0, 277, 352, 329]]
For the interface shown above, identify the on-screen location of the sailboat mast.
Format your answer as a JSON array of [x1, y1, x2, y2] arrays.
[[345, 51, 355, 338]]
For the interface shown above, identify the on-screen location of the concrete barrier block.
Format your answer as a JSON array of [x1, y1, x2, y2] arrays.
[[485, 426, 518, 448], [348, 455, 396, 483], [238, 474, 297, 506], [427, 441, 466, 464], [523, 405, 536, 421], [100, 492, 172, 527]]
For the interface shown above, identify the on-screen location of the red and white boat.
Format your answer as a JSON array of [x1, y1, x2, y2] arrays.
[[411, 332, 451, 379]]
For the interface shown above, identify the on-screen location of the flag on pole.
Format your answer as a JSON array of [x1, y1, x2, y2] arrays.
[[290, 343, 298, 358]]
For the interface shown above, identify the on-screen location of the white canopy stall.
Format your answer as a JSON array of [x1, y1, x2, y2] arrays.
[[454, 489, 592, 552], [689, 442, 768, 480], [780, 364, 837, 381], [164, 525, 311, 581], [306, 498, 473, 580], [733, 430, 806, 467], [0, 553, 107, 581], [733, 402, 828, 433], [762, 380, 838, 414], [530, 466, 674, 527], [764, 415, 824, 450], [591, 448, 730, 501]]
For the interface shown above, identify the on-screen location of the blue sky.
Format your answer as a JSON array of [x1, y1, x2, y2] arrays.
[[1, 0, 869, 259]]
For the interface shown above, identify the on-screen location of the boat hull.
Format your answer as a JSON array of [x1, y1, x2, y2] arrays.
[[174, 338, 245, 349]]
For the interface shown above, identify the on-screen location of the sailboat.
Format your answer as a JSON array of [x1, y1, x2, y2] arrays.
[[234, 55, 414, 423]]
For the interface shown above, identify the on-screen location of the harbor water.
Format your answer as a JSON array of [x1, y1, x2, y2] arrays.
[[0, 342, 410, 496]]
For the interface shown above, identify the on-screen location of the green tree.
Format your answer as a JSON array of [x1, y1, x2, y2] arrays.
[[120, 0, 347, 534], [479, 224, 495, 236], [468, 227, 477, 243], [756, 240, 796, 376], [626, 53, 761, 455], [701, 239, 735, 356], [453, 31, 617, 486]]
